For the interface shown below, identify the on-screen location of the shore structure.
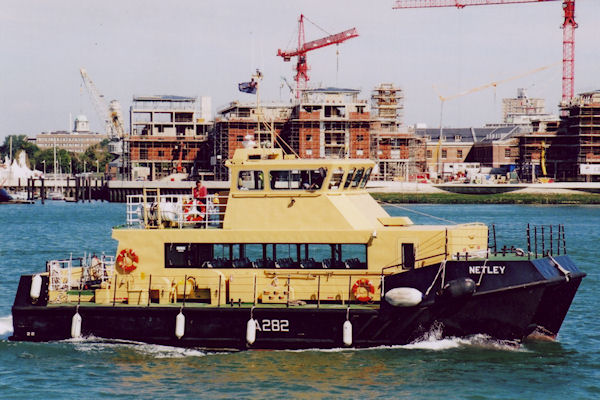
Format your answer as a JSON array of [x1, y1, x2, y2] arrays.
[[11, 145, 584, 349], [127, 95, 212, 181]]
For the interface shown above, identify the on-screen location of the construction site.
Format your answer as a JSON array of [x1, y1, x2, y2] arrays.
[[32, 2, 600, 185]]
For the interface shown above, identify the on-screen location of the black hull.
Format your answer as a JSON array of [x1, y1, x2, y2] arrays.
[[11, 257, 585, 350]]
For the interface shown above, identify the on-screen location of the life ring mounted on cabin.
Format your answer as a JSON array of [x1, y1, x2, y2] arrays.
[[352, 278, 375, 302], [117, 248, 138, 273]]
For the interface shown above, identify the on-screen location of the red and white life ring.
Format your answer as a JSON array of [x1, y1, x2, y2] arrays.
[[352, 278, 375, 302], [183, 199, 205, 222], [117, 248, 138, 273]]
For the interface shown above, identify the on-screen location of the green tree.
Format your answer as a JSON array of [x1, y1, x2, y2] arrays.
[[0, 135, 39, 165]]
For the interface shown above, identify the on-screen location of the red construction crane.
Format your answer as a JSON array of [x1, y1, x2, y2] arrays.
[[277, 14, 359, 98], [393, 0, 577, 103]]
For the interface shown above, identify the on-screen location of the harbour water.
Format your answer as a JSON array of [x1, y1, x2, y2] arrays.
[[1, 202, 598, 399]]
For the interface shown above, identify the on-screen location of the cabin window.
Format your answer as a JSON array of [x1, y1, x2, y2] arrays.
[[350, 168, 365, 188], [270, 169, 327, 190], [238, 170, 264, 190], [402, 243, 415, 270], [166, 243, 367, 269], [328, 168, 344, 190], [165, 243, 213, 268], [359, 167, 372, 188], [343, 168, 355, 189]]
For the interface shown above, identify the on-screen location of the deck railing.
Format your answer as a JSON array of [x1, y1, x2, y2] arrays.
[[47, 253, 114, 291], [126, 193, 228, 229]]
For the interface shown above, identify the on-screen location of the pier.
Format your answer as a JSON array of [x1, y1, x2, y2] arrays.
[[2, 177, 229, 202]]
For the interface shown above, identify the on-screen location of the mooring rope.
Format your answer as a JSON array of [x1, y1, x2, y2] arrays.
[[379, 202, 458, 225]]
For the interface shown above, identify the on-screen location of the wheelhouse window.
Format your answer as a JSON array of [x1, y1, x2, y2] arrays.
[[350, 168, 365, 188], [270, 168, 327, 190], [328, 168, 344, 190], [359, 167, 372, 188], [343, 168, 355, 189], [238, 170, 264, 190]]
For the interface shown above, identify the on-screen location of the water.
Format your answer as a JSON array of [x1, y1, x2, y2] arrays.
[[1, 202, 599, 399]]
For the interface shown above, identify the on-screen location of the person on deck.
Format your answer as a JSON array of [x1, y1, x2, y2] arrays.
[[193, 180, 207, 205]]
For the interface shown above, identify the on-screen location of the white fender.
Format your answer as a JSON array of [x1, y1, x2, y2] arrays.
[[246, 319, 257, 345], [343, 320, 353, 346], [30, 274, 42, 301], [71, 312, 82, 338], [384, 287, 423, 307], [175, 311, 185, 339]]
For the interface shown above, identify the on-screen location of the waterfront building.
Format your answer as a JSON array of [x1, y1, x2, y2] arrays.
[[35, 115, 108, 153], [128, 95, 212, 180]]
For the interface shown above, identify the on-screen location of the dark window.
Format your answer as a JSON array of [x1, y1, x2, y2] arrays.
[[165, 243, 213, 268], [505, 148, 511, 157], [457, 149, 463, 158], [351, 168, 365, 188], [426, 150, 432, 158], [140, 149, 148, 160], [343, 168, 355, 189], [165, 243, 367, 269], [402, 243, 415, 270], [441, 149, 447, 159]]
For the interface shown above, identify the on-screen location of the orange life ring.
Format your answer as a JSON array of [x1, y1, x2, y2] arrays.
[[352, 278, 375, 302], [117, 248, 138, 273]]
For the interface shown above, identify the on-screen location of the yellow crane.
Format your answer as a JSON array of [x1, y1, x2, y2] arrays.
[[430, 62, 560, 177]]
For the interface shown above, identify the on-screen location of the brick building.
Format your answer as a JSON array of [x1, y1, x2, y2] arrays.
[[127, 95, 212, 180]]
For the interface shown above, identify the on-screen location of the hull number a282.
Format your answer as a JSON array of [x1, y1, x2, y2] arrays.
[[256, 319, 289, 332]]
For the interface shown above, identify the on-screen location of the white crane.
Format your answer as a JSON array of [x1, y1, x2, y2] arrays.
[[79, 68, 126, 139]]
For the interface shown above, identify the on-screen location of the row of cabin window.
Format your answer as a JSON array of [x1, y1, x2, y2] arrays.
[[237, 167, 372, 191], [165, 243, 367, 269]]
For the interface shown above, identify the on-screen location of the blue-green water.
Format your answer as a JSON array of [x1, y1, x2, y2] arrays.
[[0, 202, 598, 399]]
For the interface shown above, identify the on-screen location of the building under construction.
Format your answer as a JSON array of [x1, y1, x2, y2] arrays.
[[368, 84, 425, 180], [212, 85, 423, 181], [212, 102, 291, 180], [128, 95, 212, 180], [284, 88, 370, 159]]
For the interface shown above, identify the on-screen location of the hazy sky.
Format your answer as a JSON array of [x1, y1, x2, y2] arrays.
[[1, 0, 599, 140]]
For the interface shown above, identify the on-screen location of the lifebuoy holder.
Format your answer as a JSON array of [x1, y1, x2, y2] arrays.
[[352, 278, 375, 302], [117, 248, 138, 273]]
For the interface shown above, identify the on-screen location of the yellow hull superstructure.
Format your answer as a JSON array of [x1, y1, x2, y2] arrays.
[[100, 147, 487, 307]]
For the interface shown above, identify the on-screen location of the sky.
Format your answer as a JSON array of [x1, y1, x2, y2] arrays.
[[1, 0, 599, 140]]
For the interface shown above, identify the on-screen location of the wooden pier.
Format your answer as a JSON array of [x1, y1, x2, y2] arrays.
[[3, 177, 229, 203]]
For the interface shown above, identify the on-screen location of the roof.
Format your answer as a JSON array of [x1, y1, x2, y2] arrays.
[[132, 95, 197, 102], [303, 87, 360, 94], [414, 126, 521, 143]]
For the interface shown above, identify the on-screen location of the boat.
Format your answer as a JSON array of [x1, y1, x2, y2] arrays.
[[10, 145, 585, 350]]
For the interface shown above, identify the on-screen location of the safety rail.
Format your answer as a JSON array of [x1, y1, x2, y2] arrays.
[[51, 270, 390, 307], [47, 253, 115, 291], [126, 193, 228, 229], [489, 223, 567, 260]]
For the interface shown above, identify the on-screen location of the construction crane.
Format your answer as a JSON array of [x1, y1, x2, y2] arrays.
[[277, 14, 359, 98], [434, 62, 560, 128], [79, 68, 126, 138], [393, 0, 577, 103]]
